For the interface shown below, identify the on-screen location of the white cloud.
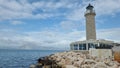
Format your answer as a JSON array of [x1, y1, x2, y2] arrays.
[[0, 29, 85, 49], [0, 0, 120, 21], [63, 0, 120, 30], [11, 21, 25, 25], [97, 28, 120, 42], [0, 0, 120, 50], [60, 21, 81, 30], [94, 0, 120, 16], [0, 0, 78, 21], [0, 27, 119, 50], [66, 5, 86, 21], [66, 0, 120, 21]]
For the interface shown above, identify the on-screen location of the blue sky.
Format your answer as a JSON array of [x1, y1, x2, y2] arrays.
[[0, 0, 120, 50]]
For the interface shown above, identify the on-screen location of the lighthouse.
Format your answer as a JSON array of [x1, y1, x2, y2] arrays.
[[70, 3, 120, 59], [85, 4, 96, 40], [70, 4, 115, 51]]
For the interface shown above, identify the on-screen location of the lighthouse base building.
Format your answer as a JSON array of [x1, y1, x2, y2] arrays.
[[70, 39, 114, 51]]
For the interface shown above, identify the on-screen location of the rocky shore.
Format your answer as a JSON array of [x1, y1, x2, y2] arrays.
[[30, 51, 120, 68]]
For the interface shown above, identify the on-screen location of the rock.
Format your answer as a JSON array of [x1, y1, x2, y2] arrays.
[[110, 64, 119, 68], [75, 58, 84, 67], [65, 58, 72, 65], [94, 62, 107, 68], [36, 64, 43, 68], [95, 57, 101, 62], [73, 61, 80, 67], [30, 64, 36, 68], [81, 64, 91, 68], [84, 59, 96, 64], [106, 61, 114, 66], [43, 65, 51, 68], [32, 51, 120, 68], [65, 65, 77, 68], [114, 61, 120, 66]]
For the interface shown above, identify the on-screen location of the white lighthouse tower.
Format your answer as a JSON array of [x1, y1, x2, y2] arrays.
[[85, 4, 96, 40]]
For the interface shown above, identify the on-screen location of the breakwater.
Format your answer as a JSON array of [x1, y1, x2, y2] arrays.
[[30, 51, 120, 68]]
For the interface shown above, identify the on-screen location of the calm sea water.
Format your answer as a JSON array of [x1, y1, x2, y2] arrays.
[[0, 49, 64, 68]]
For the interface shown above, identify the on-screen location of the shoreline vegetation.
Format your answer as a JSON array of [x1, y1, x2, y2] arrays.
[[30, 51, 120, 68]]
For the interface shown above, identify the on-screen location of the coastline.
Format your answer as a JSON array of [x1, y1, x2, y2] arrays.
[[30, 51, 120, 68]]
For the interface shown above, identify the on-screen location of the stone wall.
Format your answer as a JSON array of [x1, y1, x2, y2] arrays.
[[89, 48, 112, 59]]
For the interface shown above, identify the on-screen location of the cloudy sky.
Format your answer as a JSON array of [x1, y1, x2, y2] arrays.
[[0, 0, 120, 50]]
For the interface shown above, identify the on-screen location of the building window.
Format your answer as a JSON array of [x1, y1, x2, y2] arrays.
[[95, 44, 98, 47], [88, 43, 95, 49], [79, 44, 82, 50], [96, 43, 112, 49], [99, 43, 112, 49], [83, 44, 86, 50], [74, 44, 78, 50], [100, 43, 103, 47], [79, 44, 86, 50]]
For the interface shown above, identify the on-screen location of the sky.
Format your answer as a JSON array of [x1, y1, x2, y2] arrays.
[[0, 0, 120, 50]]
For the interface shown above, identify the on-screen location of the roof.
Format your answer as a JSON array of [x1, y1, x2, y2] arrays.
[[70, 39, 114, 44]]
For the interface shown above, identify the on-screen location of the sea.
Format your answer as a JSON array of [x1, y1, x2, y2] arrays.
[[0, 49, 64, 68]]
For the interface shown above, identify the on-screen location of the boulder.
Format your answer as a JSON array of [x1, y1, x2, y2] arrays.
[[94, 62, 107, 68], [30, 64, 36, 68], [65, 65, 77, 68]]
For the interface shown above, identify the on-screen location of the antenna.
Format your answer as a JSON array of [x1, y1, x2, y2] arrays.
[[88, 0, 93, 5]]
